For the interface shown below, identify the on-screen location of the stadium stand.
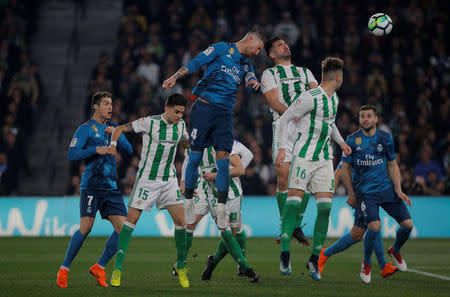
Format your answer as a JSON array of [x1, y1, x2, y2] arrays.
[[65, 0, 449, 197]]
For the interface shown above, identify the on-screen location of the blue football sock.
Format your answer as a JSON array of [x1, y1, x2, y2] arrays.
[[215, 158, 230, 204], [324, 233, 356, 257], [62, 230, 86, 269], [98, 231, 119, 268], [363, 229, 378, 265], [185, 151, 202, 199], [373, 230, 387, 270], [393, 227, 412, 254]]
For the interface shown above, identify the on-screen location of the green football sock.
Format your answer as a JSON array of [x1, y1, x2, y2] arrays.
[[235, 229, 246, 258], [280, 198, 302, 252], [174, 227, 186, 269], [276, 191, 288, 218], [296, 192, 310, 228], [185, 230, 194, 257], [312, 200, 332, 256], [114, 223, 134, 271], [221, 230, 250, 271], [213, 239, 228, 265]]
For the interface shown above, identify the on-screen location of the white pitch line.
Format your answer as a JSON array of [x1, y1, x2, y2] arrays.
[[407, 268, 450, 281]]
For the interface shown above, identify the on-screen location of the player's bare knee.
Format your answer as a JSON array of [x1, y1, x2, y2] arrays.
[[350, 228, 365, 241], [216, 150, 230, 160], [367, 220, 381, 231], [400, 219, 413, 229]]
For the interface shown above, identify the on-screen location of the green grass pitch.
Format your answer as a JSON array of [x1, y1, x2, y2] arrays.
[[1, 237, 449, 297]]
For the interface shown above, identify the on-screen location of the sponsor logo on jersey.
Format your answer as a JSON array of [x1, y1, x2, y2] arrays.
[[261, 80, 266, 87], [228, 47, 234, 55], [92, 125, 98, 133], [95, 133, 100, 138], [203, 46, 214, 56], [70, 138, 77, 147], [355, 137, 362, 145], [294, 98, 301, 106], [220, 65, 241, 84], [356, 146, 362, 151], [377, 144, 383, 152], [226, 54, 231, 58]]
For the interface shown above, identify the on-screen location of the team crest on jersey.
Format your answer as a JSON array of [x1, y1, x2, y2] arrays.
[[377, 144, 383, 152], [70, 138, 77, 147], [138, 117, 145, 123], [91, 125, 98, 133], [203, 46, 214, 56], [228, 47, 234, 55], [355, 137, 362, 145]]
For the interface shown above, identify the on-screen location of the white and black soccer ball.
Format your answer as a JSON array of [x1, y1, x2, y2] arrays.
[[368, 13, 393, 36]]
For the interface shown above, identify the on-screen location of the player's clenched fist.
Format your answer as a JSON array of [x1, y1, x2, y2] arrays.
[[162, 77, 176, 90]]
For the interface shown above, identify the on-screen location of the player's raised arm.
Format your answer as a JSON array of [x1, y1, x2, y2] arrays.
[[237, 142, 254, 169], [68, 126, 102, 161], [163, 43, 225, 90]]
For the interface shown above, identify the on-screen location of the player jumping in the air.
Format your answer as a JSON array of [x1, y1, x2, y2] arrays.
[[319, 105, 413, 283], [162, 28, 265, 282], [275, 57, 351, 281], [107, 94, 190, 288], [262, 36, 318, 246], [57, 91, 132, 288]]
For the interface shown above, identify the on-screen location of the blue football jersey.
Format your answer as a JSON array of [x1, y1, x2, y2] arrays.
[[68, 119, 132, 191], [185, 42, 256, 110], [342, 129, 395, 196]]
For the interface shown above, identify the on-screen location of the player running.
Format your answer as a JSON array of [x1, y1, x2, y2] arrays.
[[261, 36, 318, 246], [275, 57, 351, 281], [162, 28, 264, 282], [57, 91, 132, 288], [107, 94, 190, 288], [318, 105, 413, 283]]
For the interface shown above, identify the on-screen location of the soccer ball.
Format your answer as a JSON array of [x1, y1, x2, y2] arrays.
[[368, 13, 393, 36]]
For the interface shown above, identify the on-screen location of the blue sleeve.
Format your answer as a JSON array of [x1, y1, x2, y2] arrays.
[[117, 133, 133, 156], [185, 43, 227, 73], [67, 125, 97, 161], [341, 136, 353, 164], [386, 134, 396, 161]]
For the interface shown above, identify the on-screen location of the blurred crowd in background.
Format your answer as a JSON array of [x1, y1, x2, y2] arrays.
[[0, 1, 447, 197], [0, 0, 41, 195]]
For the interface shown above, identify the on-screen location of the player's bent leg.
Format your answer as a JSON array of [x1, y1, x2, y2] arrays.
[[90, 215, 125, 287], [319, 226, 364, 274], [307, 194, 332, 281], [275, 162, 290, 218], [111, 208, 141, 287], [363, 221, 381, 270], [388, 219, 412, 271], [57, 217, 93, 287]]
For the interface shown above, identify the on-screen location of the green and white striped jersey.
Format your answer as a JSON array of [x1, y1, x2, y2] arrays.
[[183, 141, 252, 200], [281, 87, 340, 161], [132, 114, 188, 181], [261, 64, 317, 120]]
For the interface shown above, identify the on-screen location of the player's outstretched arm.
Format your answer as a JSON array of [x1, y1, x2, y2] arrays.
[[162, 66, 189, 90], [107, 123, 134, 156], [388, 159, 412, 206]]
